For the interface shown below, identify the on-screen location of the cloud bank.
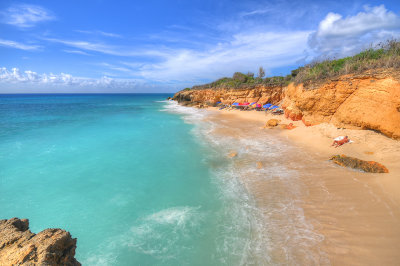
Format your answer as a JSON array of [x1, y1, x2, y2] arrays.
[[1, 3, 400, 92], [1, 4, 55, 28], [309, 5, 400, 57], [136, 31, 311, 82], [0, 67, 160, 93], [0, 39, 40, 50]]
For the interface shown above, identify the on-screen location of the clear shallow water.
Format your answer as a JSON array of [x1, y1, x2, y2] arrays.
[[0, 94, 256, 265]]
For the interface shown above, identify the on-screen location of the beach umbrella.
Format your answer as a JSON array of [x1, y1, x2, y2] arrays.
[[269, 105, 279, 110], [232, 103, 239, 106], [256, 104, 262, 108], [239, 102, 250, 106], [263, 103, 272, 109], [250, 102, 256, 106]]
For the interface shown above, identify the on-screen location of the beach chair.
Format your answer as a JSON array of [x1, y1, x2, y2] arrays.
[[262, 104, 272, 111], [272, 108, 284, 115], [267, 105, 279, 113]]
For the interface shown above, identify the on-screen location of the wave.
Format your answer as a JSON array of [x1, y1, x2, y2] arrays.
[[83, 206, 203, 265], [160, 100, 208, 123], [162, 102, 327, 264]]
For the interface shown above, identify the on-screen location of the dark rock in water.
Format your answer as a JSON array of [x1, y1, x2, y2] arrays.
[[330, 155, 389, 173], [0, 218, 81, 265], [166, 97, 172, 100]]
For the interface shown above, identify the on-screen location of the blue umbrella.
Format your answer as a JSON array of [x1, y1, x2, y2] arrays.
[[232, 103, 239, 106], [269, 105, 279, 110], [263, 103, 272, 109]]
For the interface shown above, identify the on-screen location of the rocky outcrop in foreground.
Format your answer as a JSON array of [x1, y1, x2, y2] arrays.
[[330, 155, 389, 173], [0, 218, 80, 265]]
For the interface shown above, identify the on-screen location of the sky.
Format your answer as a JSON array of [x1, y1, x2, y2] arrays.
[[0, 0, 400, 93]]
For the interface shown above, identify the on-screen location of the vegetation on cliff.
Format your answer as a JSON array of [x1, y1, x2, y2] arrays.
[[189, 40, 400, 90], [295, 40, 400, 83]]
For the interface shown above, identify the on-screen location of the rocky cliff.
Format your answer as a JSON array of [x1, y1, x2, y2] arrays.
[[173, 85, 284, 106], [282, 70, 400, 139], [0, 218, 80, 265], [173, 69, 400, 139]]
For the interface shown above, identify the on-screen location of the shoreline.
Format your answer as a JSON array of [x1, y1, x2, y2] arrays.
[[209, 106, 400, 204], [196, 105, 400, 264]]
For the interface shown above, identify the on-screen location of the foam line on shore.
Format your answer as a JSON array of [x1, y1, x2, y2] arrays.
[[163, 101, 328, 264]]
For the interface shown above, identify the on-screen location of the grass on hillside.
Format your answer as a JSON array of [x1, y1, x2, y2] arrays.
[[294, 40, 400, 83], [189, 40, 400, 90]]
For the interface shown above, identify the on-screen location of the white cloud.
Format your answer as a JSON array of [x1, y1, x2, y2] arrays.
[[43, 38, 122, 55], [0, 67, 146, 91], [133, 31, 310, 82], [63, 50, 91, 56], [47, 30, 309, 84], [0, 39, 40, 50], [309, 5, 400, 57], [43, 37, 173, 58], [97, 62, 132, 73], [75, 30, 122, 38], [1, 4, 55, 28], [240, 8, 273, 17], [98, 31, 122, 38]]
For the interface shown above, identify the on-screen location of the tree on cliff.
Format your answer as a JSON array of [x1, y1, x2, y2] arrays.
[[258, 67, 265, 78], [232, 72, 247, 83]]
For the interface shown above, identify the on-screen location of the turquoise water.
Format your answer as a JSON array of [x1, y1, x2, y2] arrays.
[[0, 94, 255, 265]]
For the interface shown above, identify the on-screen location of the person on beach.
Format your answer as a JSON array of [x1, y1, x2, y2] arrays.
[[332, 135, 350, 147]]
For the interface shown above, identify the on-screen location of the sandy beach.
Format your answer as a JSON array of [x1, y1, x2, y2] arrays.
[[203, 106, 400, 265]]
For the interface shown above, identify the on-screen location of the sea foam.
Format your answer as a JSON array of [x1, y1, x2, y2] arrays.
[[163, 101, 327, 264]]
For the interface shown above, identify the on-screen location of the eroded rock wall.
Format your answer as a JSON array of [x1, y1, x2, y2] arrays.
[[172, 85, 284, 105], [0, 218, 81, 266], [173, 70, 400, 139], [282, 73, 400, 139]]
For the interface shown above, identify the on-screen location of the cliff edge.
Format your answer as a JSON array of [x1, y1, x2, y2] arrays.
[[172, 85, 284, 106], [0, 218, 80, 265], [173, 70, 400, 139], [282, 70, 400, 139]]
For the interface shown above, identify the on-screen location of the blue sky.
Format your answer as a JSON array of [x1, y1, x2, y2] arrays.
[[0, 0, 400, 93]]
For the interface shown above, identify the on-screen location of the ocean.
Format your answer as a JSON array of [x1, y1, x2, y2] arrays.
[[0, 94, 262, 265]]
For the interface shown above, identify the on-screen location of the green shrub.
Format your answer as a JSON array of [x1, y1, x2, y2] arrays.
[[294, 40, 400, 84], [232, 72, 247, 83], [185, 40, 400, 91]]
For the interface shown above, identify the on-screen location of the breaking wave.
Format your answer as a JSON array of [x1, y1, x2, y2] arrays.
[[163, 101, 327, 264]]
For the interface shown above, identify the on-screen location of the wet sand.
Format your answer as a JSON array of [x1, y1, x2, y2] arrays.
[[205, 107, 400, 265]]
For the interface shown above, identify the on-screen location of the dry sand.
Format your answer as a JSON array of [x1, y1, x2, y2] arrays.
[[213, 107, 400, 203], [205, 106, 400, 265]]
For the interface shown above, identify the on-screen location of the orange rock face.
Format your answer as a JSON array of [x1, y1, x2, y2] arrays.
[[0, 218, 81, 265], [284, 108, 303, 121], [173, 70, 400, 139], [282, 71, 400, 139], [173, 85, 284, 106]]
